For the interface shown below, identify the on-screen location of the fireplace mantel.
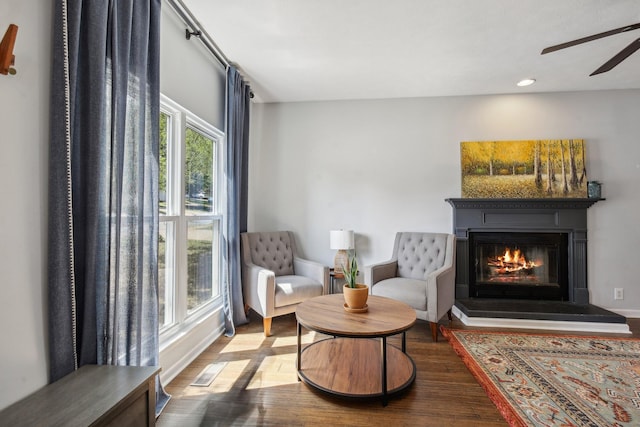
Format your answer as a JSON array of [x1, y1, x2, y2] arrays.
[[446, 197, 603, 305], [446, 198, 602, 210]]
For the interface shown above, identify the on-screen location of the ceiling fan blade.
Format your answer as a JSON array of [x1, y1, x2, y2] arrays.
[[541, 22, 640, 54], [590, 37, 640, 75]]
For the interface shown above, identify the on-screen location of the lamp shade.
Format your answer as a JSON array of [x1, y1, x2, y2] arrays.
[[330, 230, 355, 250]]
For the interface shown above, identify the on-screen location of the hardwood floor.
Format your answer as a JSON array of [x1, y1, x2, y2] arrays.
[[158, 311, 640, 427]]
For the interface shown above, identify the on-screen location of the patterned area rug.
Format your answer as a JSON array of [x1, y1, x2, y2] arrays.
[[441, 327, 640, 427]]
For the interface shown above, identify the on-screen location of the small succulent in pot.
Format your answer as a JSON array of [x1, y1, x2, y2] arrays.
[[342, 251, 368, 311], [342, 250, 359, 288]]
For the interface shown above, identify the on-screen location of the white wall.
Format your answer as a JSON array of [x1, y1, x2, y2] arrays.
[[249, 90, 640, 318], [0, 1, 51, 410], [160, 2, 226, 129]]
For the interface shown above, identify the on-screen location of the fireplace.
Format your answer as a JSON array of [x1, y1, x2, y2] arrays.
[[445, 198, 627, 330], [445, 198, 601, 305], [469, 231, 568, 300]]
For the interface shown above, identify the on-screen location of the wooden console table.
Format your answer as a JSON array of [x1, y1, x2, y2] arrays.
[[296, 294, 416, 405], [0, 365, 160, 427]]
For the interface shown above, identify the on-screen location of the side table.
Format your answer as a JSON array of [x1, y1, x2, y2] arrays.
[[329, 268, 344, 294]]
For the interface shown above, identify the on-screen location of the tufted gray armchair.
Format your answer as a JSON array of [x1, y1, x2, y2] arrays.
[[364, 232, 456, 342], [241, 231, 328, 336]]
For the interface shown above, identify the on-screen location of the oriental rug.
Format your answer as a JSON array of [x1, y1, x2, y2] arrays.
[[441, 327, 640, 427]]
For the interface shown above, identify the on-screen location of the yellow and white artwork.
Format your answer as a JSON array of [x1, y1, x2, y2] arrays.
[[460, 139, 588, 198]]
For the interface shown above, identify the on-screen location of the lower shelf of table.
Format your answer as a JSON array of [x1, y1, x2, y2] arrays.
[[298, 337, 416, 399]]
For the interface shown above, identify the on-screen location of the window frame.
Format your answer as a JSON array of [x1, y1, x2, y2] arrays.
[[159, 94, 226, 344]]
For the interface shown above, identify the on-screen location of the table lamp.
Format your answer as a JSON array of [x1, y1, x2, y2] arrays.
[[330, 230, 355, 274]]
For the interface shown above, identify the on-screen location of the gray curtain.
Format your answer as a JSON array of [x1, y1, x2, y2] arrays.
[[48, 0, 169, 415], [222, 66, 251, 335]]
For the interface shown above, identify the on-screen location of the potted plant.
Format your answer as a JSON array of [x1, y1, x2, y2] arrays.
[[342, 251, 369, 311]]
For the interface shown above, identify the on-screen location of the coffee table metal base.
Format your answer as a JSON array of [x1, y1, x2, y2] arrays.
[[297, 336, 416, 404]]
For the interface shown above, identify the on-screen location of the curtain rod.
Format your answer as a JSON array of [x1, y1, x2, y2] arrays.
[[166, 0, 230, 69], [165, 0, 255, 100]]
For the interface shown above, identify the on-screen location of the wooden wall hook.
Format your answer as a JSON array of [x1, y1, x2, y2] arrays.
[[0, 24, 18, 75]]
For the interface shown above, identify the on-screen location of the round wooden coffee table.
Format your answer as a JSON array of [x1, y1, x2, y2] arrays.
[[295, 294, 416, 405]]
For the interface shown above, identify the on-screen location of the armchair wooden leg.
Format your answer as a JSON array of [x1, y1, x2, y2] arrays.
[[429, 322, 438, 342], [263, 317, 273, 337], [244, 303, 250, 316]]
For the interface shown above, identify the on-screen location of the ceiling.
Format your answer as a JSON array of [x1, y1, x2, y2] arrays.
[[182, 0, 640, 103]]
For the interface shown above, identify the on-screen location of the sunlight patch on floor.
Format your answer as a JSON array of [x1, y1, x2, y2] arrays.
[[220, 332, 265, 353], [246, 353, 298, 389], [271, 330, 317, 348]]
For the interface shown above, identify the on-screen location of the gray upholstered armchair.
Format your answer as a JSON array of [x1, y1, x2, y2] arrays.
[[241, 231, 328, 336], [364, 232, 456, 342]]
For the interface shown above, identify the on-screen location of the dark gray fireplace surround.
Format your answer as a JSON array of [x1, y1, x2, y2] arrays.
[[446, 198, 625, 324]]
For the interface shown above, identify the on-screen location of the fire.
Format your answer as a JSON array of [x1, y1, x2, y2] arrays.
[[489, 248, 539, 274]]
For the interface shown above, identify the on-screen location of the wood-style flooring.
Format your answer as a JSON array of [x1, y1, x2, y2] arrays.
[[158, 310, 640, 427]]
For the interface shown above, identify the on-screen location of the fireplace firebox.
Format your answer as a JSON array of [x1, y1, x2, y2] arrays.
[[469, 232, 568, 300]]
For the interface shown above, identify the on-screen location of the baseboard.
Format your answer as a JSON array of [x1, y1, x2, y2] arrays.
[[159, 309, 225, 385], [160, 327, 224, 385], [452, 305, 632, 334]]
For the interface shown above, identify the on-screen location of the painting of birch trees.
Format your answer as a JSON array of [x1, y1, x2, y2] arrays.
[[460, 139, 587, 198]]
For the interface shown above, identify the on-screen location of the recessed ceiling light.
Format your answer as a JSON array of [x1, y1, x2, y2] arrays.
[[517, 78, 536, 87]]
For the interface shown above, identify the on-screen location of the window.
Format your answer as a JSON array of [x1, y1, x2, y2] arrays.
[[159, 95, 225, 335]]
